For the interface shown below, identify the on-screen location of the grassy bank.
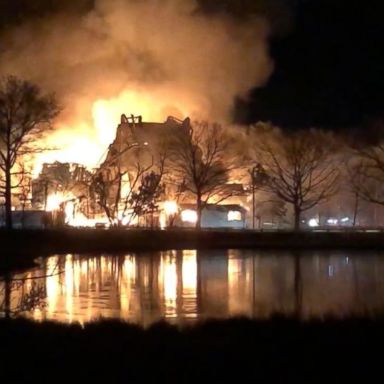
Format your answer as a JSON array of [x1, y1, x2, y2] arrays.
[[1, 228, 384, 255], [1, 228, 384, 272], [0, 316, 382, 382]]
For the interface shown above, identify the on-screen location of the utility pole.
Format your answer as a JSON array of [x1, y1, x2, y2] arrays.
[[249, 164, 269, 230], [252, 166, 257, 229]]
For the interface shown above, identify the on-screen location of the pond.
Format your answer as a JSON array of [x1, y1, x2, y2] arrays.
[[3, 250, 384, 325]]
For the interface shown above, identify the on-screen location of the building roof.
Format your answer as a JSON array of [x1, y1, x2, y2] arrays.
[[101, 115, 190, 170], [179, 203, 247, 213]]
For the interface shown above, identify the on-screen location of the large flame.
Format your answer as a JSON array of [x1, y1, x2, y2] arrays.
[[32, 88, 196, 177]]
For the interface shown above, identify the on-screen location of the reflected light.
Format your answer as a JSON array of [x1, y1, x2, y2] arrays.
[[160, 254, 177, 317], [46, 256, 60, 315], [181, 250, 198, 318], [182, 251, 197, 291], [65, 255, 74, 321]]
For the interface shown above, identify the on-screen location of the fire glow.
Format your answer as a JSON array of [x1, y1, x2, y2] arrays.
[[30, 90, 198, 228], [33, 90, 192, 176]]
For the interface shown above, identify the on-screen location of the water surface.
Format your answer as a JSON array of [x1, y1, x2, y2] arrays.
[[3, 250, 384, 325]]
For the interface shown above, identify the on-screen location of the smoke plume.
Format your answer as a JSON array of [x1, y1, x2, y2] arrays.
[[0, 0, 273, 169]]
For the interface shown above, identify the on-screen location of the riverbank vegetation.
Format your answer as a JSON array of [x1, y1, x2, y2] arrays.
[[0, 316, 381, 382]]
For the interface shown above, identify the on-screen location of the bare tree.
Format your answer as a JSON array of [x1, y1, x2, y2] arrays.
[[253, 190, 287, 229], [93, 153, 167, 227], [0, 76, 60, 228], [92, 169, 124, 226], [169, 122, 237, 229], [348, 144, 384, 208], [252, 124, 339, 230], [17, 163, 33, 228], [128, 171, 165, 228]]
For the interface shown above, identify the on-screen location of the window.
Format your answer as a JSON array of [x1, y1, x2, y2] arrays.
[[181, 209, 197, 223], [228, 210, 241, 221]]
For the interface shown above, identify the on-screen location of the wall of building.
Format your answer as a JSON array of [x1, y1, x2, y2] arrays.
[[175, 205, 246, 229]]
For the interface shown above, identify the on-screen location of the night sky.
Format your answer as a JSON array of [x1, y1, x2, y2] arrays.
[[1, 0, 383, 131], [236, 0, 384, 131]]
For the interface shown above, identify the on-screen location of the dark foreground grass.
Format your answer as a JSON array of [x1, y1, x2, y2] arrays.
[[0, 316, 382, 383]]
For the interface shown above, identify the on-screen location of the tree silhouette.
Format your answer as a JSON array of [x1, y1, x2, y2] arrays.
[[169, 122, 237, 229], [251, 123, 339, 230], [0, 76, 60, 228]]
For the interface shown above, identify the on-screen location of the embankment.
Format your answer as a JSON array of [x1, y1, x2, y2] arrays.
[[1, 228, 384, 271], [1, 228, 384, 256]]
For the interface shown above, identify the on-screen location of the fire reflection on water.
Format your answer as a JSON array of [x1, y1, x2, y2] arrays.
[[159, 252, 178, 318], [65, 255, 74, 322], [182, 250, 197, 318], [4, 251, 384, 325], [46, 256, 60, 316], [25, 251, 200, 324]]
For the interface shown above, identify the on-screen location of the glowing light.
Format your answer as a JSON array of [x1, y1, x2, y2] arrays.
[[308, 218, 319, 227], [120, 173, 131, 200], [46, 193, 65, 211], [65, 201, 75, 224], [163, 201, 178, 216], [181, 209, 197, 223], [159, 212, 167, 230], [341, 217, 349, 223], [228, 210, 242, 221], [92, 100, 117, 146], [32, 123, 107, 178], [28, 82, 199, 180], [121, 213, 138, 226], [327, 218, 338, 225]]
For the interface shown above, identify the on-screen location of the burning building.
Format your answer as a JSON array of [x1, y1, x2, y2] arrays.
[[29, 114, 248, 228], [32, 161, 93, 226], [91, 114, 191, 226], [94, 114, 248, 228]]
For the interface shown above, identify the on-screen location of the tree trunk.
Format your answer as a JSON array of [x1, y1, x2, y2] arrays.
[[252, 185, 256, 229], [5, 164, 12, 229], [294, 205, 301, 231], [196, 194, 202, 229], [352, 192, 359, 226], [4, 272, 11, 318]]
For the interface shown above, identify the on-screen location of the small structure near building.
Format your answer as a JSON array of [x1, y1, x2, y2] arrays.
[[32, 161, 91, 211], [0, 210, 53, 229], [174, 204, 247, 229]]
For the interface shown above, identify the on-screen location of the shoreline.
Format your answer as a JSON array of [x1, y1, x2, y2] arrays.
[[2, 228, 384, 255], [1, 228, 384, 272]]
